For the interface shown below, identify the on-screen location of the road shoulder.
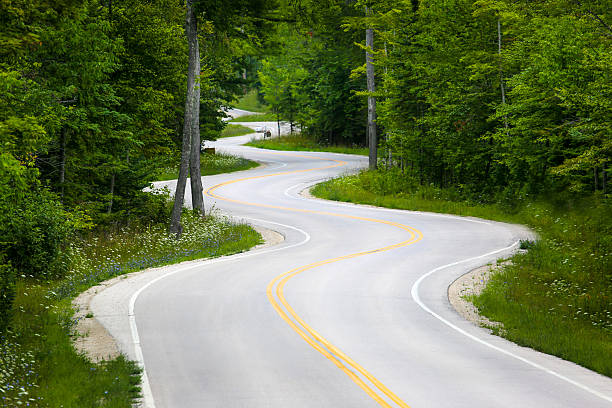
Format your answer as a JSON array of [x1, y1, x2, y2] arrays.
[[71, 224, 284, 362]]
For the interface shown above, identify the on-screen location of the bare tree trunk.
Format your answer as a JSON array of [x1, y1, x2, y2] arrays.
[[366, 7, 377, 170], [594, 166, 599, 192], [603, 165, 608, 195], [498, 19, 509, 133], [59, 128, 66, 200], [170, 0, 200, 235], [187, 0, 204, 215], [107, 173, 115, 215], [276, 109, 281, 138]]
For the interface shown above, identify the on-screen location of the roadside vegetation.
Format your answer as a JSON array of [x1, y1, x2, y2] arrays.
[[229, 112, 278, 122], [246, 134, 368, 156], [220, 124, 255, 138], [1, 203, 261, 406], [313, 171, 611, 377], [232, 89, 269, 113], [155, 152, 258, 182]]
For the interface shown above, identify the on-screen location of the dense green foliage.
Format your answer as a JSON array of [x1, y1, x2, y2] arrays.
[[264, 0, 610, 197], [258, 9, 368, 145], [0, 0, 273, 404]]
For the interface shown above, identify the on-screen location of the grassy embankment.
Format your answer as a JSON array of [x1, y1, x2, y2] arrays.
[[312, 169, 611, 377], [220, 124, 255, 138], [2, 213, 262, 406], [155, 152, 258, 182], [232, 89, 268, 113], [230, 112, 278, 122], [246, 134, 368, 156]]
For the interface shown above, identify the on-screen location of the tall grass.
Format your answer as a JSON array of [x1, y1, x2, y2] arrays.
[[156, 152, 258, 182], [1, 213, 262, 406], [246, 134, 368, 156], [312, 169, 612, 377]]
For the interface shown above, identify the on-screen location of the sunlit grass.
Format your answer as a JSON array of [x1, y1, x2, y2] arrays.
[[156, 152, 258, 181], [232, 89, 268, 113], [230, 112, 278, 122], [246, 134, 368, 156], [312, 170, 612, 377], [220, 124, 255, 138]]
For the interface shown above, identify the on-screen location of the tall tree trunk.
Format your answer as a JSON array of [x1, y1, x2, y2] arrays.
[[187, 0, 204, 215], [603, 165, 607, 195], [170, 0, 200, 235], [498, 19, 509, 133], [276, 108, 281, 138], [59, 128, 66, 200], [107, 173, 115, 215], [366, 7, 377, 170]]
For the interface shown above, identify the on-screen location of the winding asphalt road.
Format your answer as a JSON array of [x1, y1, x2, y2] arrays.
[[91, 126, 612, 407]]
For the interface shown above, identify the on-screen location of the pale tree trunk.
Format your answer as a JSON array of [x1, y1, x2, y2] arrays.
[[170, 0, 202, 235], [498, 19, 509, 133], [366, 7, 377, 170], [107, 173, 115, 214], [59, 128, 66, 200], [188, 2, 204, 214]]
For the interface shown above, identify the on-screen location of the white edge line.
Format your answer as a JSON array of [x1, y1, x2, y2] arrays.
[[127, 217, 311, 408], [410, 242, 612, 404]]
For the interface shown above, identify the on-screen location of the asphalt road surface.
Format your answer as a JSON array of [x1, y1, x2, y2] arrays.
[[92, 127, 612, 407]]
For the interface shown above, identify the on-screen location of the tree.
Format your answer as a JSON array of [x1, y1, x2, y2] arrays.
[[169, 0, 276, 236]]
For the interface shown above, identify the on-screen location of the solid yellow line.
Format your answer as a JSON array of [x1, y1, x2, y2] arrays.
[[204, 152, 421, 407]]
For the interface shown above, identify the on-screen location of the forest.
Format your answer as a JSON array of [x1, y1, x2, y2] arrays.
[[0, 0, 610, 405]]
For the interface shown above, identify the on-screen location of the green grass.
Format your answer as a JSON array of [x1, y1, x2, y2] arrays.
[[1, 213, 263, 406], [229, 112, 278, 122], [246, 134, 369, 156], [220, 124, 255, 138], [156, 152, 258, 181], [312, 169, 612, 377], [232, 89, 268, 112]]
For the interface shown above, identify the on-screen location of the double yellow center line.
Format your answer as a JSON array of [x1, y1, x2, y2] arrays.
[[205, 152, 423, 407]]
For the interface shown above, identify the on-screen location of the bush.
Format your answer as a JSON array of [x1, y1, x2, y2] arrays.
[[0, 190, 71, 280], [0, 260, 15, 332]]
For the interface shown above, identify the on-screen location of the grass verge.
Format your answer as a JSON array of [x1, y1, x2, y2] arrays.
[[220, 124, 255, 138], [155, 152, 258, 182], [246, 134, 368, 156], [232, 89, 268, 112], [311, 169, 611, 377], [229, 113, 278, 122], [1, 212, 262, 406]]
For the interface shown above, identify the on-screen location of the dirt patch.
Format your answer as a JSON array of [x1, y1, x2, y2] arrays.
[[72, 224, 284, 362], [448, 262, 508, 331], [72, 280, 123, 362]]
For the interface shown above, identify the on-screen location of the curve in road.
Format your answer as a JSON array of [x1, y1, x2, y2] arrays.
[[91, 130, 612, 408]]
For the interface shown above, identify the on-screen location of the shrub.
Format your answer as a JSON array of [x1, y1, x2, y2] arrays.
[[0, 190, 71, 280], [0, 259, 15, 332]]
